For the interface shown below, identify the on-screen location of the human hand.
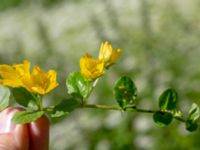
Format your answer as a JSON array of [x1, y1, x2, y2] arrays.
[[0, 107, 49, 150]]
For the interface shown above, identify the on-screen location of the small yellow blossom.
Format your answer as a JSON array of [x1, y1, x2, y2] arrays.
[[21, 66, 58, 95], [80, 53, 104, 80], [0, 60, 58, 95], [98, 41, 121, 66]]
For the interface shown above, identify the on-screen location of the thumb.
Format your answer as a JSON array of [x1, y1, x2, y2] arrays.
[[0, 108, 29, 150]]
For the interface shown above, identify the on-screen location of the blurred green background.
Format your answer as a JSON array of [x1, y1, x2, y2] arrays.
[[0, 0, 200, 149]]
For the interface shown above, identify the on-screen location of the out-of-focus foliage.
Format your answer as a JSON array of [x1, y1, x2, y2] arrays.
[[0, 85, 10, 110], [1, 0, 200, 149]]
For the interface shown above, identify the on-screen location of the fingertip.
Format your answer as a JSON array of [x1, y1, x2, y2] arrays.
[[29, 115, 49, 150]]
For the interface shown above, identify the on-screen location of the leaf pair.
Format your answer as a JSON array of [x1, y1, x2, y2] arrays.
[[154, 89, 200, 132], [8, 87, 43, 124], [12, 98, 81, 124], [153, 89, 177, 127]]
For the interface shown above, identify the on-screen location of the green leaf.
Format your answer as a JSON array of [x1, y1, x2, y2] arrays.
[[50, 111, 69, 118], [66, 72, 92, 98], [159, 88, 177, 110], [185, 103, 200, 132], [49, 98, 80, 119], [0, 85, 10, 111], [114, 76, 137, 110], [186, 119, 198, 132], [12, 88, 37, 108], [12, 111, 44, 124], [188, 103, 200, 121], [153, 112, 173, 127], [54, 98, 80, 113]]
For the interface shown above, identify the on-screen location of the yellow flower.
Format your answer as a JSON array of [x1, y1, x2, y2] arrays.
[[80, 53, 104, 80], [98, 41, 121, 66], [21, 66, 58, 95], [0, 60, 30, 87], [0, 60, 58, 95]]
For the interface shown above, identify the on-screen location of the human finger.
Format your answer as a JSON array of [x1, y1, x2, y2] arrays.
[[28, 115, 49, 150]]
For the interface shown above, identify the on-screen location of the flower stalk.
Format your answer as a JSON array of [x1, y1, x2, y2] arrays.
[[38, 95, 43, 111]]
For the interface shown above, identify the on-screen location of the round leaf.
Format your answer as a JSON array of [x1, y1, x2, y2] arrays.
[[159, 88, 177, 110], [114, 76, 137, 110], [186, 119, 198, 132], [153, 111, 173, 127]]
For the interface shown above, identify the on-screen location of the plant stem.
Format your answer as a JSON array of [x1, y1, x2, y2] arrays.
[[38, 95, 43, 111], [84, 104, 120, 110], [135, 108, 157, 113], [83, 104, 157, 113], [174, 116, 186, 122], [83, 103, 186, 123]]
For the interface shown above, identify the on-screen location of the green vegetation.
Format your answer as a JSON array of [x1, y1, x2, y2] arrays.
[[0, 0, 200, 150]]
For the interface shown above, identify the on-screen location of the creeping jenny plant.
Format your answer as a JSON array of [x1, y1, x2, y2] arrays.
[[0, 41, 199, 132]]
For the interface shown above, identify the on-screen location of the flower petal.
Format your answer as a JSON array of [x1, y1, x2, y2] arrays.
[[45, 70, 59, 94], [109, 49, 121, 64], [0, 64, 22, 87], [98, 41, 113, 62]]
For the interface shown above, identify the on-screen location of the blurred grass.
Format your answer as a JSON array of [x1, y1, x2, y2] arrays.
[[1, 0, 200, 149]]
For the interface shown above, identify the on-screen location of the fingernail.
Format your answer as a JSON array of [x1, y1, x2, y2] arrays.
[[0, 108, 20, 133]]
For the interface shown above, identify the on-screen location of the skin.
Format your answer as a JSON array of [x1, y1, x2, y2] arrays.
[[0, 107, 49, 150]]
